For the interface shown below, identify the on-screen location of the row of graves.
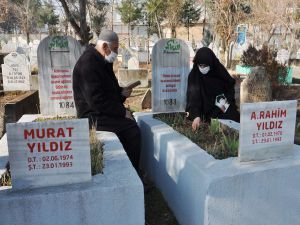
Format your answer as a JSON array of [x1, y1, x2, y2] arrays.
[[1, 35, 300, 225]]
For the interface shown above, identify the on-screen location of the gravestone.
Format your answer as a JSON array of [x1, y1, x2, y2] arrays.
[[185, 41, 195, 69], [1, 41, 17, 53], [239, 100, 297, 162], [237, 24, 247, 45], [37, 36, 82, 116], [276, 49, 290, 65], [296, 49, 300, 60], [209, 42, 220, 59], [152, 39, 190, 112], [121, 48, 131, 68], [240, 66, 272, 103], [1, 52, 31, 91], [128, 56, 139, 69], [6, 118, 91, 190], [29, 40, 39, 72]]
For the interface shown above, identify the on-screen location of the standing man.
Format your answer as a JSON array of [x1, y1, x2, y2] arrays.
[[72, 30, 141, 172]]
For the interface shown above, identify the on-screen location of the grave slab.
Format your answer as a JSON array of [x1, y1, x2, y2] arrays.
[[135, 112, 300, 225], [0, 115, 144, 225]]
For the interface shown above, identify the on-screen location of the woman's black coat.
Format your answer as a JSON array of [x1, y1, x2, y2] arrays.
[[185, 47, 240, 122]]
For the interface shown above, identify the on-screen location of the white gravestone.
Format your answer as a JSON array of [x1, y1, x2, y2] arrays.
[[1, 52, 31, 91], [296, 49, 300, 59], [29, 41, 39, 71], [121, 48, 131, 68], [276, 49, 290, 65], [128, 56, 139, 69], [239, 100, 297, 162], [185, 41, 195, 69], [37, 36, 82, 116], [6, 119, 91, 190], [1, 41, 17, 53], [152, 39, 190, 112]]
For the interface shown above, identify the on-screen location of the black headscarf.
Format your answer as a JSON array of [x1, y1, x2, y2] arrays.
[[186, 47, 238, 121]]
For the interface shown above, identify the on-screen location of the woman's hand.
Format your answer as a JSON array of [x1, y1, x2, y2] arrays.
[[192, 117, 201, 131]]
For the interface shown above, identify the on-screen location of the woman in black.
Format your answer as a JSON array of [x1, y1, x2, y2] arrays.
[[186, 47, 240, 131]]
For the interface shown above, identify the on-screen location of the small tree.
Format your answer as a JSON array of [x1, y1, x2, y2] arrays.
[[37, 1, 59, 35], [117, 0, 143, 45], [9, 0, 42, 44], [180, 0, 201, 40], [164, 0, 185, 38], [206, 0, 251, 67], [145, 0, 166, 38]]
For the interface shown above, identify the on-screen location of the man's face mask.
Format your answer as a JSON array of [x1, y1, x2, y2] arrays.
[[198, 65, 210, 74], [105, 44, 118, 63]]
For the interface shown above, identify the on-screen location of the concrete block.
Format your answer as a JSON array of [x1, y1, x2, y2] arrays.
[[135, 112, 300, 225]]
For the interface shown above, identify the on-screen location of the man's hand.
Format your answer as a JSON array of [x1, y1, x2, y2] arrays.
[[125, 109, 134, 120], [192, 117, 201, 131], [121, 87, 132, 98]]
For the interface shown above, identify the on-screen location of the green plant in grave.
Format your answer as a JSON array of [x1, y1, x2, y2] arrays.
[[209, 119, 221, 135], [220, 132, 239, 158], [154, 113, 239, 159]]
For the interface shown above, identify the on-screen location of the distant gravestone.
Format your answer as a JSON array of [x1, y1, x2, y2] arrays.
[[1, 41, 17, 53], [239, 100, 297, 162], [121, 48, 131, 68], [6, 119, 91, 190], [29, 40, 39, 71], [128, 56, 139, 69], [296, 49, 300, 59], [276, 49, 290, 65], [185, 41, 195, 69], [152, 39, 190, 112], [1, 52, 31, 91], [240, 67, 272, 104], [37, 36, 82, 116]]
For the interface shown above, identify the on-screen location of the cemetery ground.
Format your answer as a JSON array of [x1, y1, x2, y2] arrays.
[[125, 91, 180, 225]]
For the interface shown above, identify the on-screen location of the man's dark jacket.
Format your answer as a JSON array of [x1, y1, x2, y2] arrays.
[[73, 45, 126, 124]]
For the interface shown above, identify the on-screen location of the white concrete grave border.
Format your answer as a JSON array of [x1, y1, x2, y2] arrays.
[[135, 112, 300, 225], [0, 115, 144, 225]]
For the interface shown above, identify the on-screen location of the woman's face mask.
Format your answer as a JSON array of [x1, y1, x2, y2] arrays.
[[198, 65, 210, 74]]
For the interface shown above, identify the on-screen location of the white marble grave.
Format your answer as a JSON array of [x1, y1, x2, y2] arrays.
[[128, 56, 139, 69], [6, 118, 91, 190], [276, 49, 290, 64], [1, 52, 31, 91], [239, 100, 297, 162], [152, 38, 190, 112]]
